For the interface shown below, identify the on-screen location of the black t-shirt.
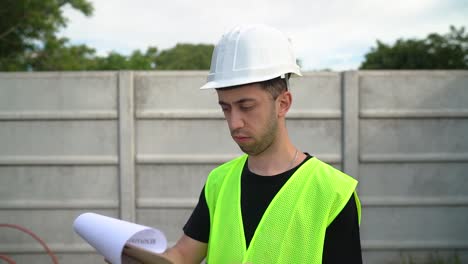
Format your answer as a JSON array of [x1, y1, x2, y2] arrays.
[[184, 155, 362, 263]]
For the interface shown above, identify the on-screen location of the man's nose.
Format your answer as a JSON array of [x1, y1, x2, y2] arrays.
[[228, 110, 244, 130]]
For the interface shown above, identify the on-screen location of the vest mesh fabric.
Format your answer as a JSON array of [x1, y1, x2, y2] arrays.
[[205, 155, 359, 264]]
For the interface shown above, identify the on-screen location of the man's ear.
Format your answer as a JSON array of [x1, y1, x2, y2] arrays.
[[277, 91, 292, 118]]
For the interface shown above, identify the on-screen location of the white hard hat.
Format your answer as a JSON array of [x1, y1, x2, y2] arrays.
[[200, 24, 302, 90]]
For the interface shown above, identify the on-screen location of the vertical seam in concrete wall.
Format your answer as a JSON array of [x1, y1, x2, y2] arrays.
[[342, 71, 360, 183], [118, 71, 136, 221]]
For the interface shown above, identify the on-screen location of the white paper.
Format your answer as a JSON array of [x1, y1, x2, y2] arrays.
[[73, 212, 167, 264]]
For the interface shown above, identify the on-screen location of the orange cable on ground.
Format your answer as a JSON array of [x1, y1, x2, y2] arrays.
[[0, 223, 59, 264], [0, 254, 16, 264]]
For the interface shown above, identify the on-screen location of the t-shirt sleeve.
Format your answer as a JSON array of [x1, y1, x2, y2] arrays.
[[183, 186, 210, 243], [322, 193, 362, 263]]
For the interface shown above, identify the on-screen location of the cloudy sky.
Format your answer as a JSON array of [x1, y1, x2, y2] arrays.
[[60, 0, 468, 71]]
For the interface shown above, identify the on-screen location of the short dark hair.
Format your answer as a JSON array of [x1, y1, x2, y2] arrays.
[[259, 77, 288, 100]]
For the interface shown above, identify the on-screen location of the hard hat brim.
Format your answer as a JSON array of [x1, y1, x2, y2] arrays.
[[200, 69, 302, 90]]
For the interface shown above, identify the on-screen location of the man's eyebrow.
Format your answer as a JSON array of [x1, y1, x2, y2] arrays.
[[218, 98, 256, 105]]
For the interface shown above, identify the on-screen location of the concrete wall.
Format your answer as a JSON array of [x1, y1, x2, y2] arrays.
[[0, 71, 467, 263]]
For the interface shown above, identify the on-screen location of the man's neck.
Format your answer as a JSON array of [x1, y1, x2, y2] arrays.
[[247, 139, 304, 176]]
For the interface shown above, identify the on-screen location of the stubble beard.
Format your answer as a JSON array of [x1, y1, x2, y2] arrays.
[[235, 112, 278, 156]]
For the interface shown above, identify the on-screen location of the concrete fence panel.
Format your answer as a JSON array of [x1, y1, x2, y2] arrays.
[[0, 70, 467, 263]]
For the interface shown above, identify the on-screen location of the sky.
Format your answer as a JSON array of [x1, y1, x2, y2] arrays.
[[60, 0, 468, 71]]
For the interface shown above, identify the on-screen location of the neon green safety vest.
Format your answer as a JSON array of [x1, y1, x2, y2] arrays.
[[205, 155, 361, 264]]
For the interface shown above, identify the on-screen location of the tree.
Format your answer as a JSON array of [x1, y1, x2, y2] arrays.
[[155, 43, 214, 70], [127, 47, 158, 70], [30, 35, 98, 70], [0, 0, 93, 71], [93, 47, 158, 70], [360, 26, 468, 69], [0, 0, 215, 71]]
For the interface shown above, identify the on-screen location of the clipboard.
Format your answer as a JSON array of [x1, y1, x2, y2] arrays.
[[73, 212, 169, 264], [123, 244, 174, 264]]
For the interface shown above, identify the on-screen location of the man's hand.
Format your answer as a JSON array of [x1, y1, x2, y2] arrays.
[[104, 255, 142, 264], [122, 245, 173, 264], [104, 244, 171, 264], [105, 235, 206, 264], [162, 235, 207, 264]]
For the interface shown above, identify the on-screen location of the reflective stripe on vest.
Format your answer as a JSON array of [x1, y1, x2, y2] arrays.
[[205, 155, 360, 264]]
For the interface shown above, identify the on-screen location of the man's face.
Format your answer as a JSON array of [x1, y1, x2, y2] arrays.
[[217, 83, 279, 156]]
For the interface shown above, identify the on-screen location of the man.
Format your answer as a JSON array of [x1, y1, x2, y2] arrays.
[[141, 24, 361, 264]]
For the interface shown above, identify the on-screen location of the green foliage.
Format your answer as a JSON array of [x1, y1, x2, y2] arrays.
[[25, 40, 211, 71], [360, 26, 468, 69], [93, 47, 158, 70], [155, 43, 214, 70], [30, 35, 97, 71], [94, 52, 129, 70], [0, 0, 93, 70], [0, 0, 212, 71], [127, 47, 158, 70]]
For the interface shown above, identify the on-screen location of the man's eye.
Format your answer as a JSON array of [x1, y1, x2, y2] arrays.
[[240, 105, 254, 111]]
